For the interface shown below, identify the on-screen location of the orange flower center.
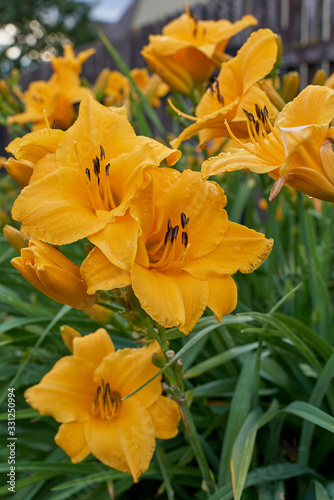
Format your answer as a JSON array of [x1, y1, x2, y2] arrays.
[[147, 212, 190, 271], [81, 145, 118, 212], [91, 380, 121, 420]]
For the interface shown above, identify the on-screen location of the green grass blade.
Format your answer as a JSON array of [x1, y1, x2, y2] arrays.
[[283, 401, 334, 433]]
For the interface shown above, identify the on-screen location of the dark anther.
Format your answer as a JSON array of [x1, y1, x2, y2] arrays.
[[171, 225, 179, 243], [97, 386, 101, 396], [182, 231, 188, 247], [164, 228, 173, 245], [249, 113, 255, 122], [193, 25, 198, 37], [92, 156, 100, 176], [167, 218, 172, 231], [85, 168, 91, 181], [255, 121, 260, 135], [263, 106, 269, 119], [105, 383, 110, 394], [105, 163, 110, 176], [214, 80, 224, 105], [100, 145, 105, 161], [255, 103, 261, 120], [52, 121, 58, 129], [181, 212, 187, 228], [243, 109, 250, 120]]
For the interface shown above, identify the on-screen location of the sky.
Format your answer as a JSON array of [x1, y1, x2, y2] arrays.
[[84, 0, 134, 23]]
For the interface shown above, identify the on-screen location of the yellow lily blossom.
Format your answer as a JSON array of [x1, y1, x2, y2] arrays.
[[11, 238, 97, 309], [130, 68, 169, 107], [5, 128, 64, 186], [81, 169, 273, 334], [7, 45, 95, 131], [141, 5, 257, 94], [202, 85, 334, 202], [12, 96, 180, 271], [25, 329, 180, 482], [104, 70, 131, 107], [170, 29, 279, 148]]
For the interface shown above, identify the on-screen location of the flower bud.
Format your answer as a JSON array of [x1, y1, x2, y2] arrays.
[[3, 225, 28, 253], [281, 71, 300, 102], [11, 239, 97, 309], [60, 325, 82, 352]]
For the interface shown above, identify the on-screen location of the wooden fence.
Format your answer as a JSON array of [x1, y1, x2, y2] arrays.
[[20, 0, 334, 91]]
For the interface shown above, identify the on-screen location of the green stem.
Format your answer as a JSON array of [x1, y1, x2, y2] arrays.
[[179, 398, 217, 496]]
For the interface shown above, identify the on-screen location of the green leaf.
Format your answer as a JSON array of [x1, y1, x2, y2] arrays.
[[184, 342, 259, 379], [283, 401, 334, 433], [218, 353, 258, 486], [315, 480, 332, 500]]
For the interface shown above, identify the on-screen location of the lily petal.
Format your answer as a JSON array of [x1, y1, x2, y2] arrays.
[[132, 264, 209, 334], [73, 329, 115, 369], [207, 275, 238, 322], [81, 247, 131, 294], [24, 357, 96, 422], [147, 396, 180, 439], [85, 400, 155, 482], [55, 422, 90, 462], [12, 167, 105, 245]]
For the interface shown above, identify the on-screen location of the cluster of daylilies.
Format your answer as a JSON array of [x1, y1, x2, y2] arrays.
[[2, 3, 334, 486]]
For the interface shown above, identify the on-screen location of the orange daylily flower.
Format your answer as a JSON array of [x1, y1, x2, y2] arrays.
[[25, 329, 180, 482], [130, 68, 169, 107], [170, 29, 279, 148], [5, 128, 64, 186], [141, 5, 257, 94], [7, 45, 95, 131], [81, 169, 273, 334], [104, 70, 131, 107], [12, 96, 181, 272], [11, 238, 97, 309], [202, 85, 334, 202]]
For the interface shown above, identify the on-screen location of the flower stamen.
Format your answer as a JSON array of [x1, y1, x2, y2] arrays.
[[92, 382, 121, 420]]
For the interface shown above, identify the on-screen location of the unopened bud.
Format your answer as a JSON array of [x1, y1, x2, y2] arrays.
[[152, 353, 166, 368], [60, 325, 82, 353], [177, 358, 183, 366], [3, 225, 28, 253], [161, 382, 169, 391], [281, 71, 300, 102], [166, 349, 175, 359], [259, 79, 285, 111], [312, 69, 327, 86]]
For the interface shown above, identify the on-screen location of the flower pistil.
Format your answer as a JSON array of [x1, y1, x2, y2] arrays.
[[92, 379, 121, 421]]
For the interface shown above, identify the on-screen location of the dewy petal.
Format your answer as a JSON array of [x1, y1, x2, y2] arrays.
[[12, 167, 105, 245], [207, 275, 238, 322], [137, 136, 181, 166], [184, 221, 273, 279], [5, 128, 64, 163], [201, 146, 281, 179], [147, 396, 180, 439], [94, 341, 162, 408], [81, 247, 131, 295], [55, 422, 90, 463], [89, 214, 139, 271], [24, 357, 96, 423], [29, 153, 58, 184], [278, 166, 334, 202], [320, 139, 334, 185], [72, 329, 115, 369], [276, 85, 334, 128], [55, 96, 138, 169], [132, 264, 209, 334], [85, 400, 156, 482], [278, 124, 329, 168]]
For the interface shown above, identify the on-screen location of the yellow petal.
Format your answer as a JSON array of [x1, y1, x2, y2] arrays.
[[29, 153, 58, 184], [184, 221, 273, 278], [137, 136, 181, 166], [85, 400, 156, 482], [89, 214, 139, 271], [72, 329, 115, 369], [207, 275, 238, 322], [81, 247, 131, 295], [55, 422, 90, 462], [276, 85, 334, 128], [147, 396, 180, 439], [132, 264, 209, 334], [94, 341, 162, 408], [12, 167, 106, 245], [5, 128, 64, 163], [24, 357, 96, 422]]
